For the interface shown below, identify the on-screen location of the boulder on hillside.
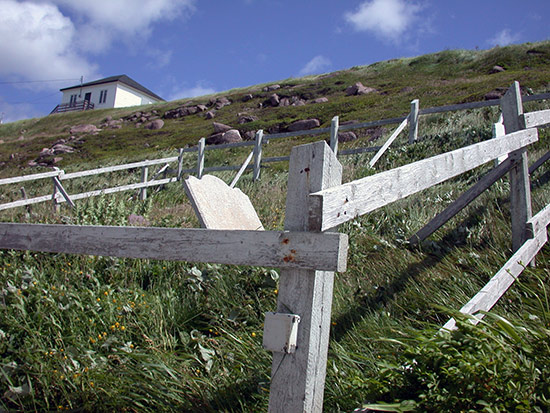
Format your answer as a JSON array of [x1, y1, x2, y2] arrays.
[[238, 114, 258, 124], [287, 118, 320, 132], [144, 119, 165, 130], [263, 84, 281, 92], [205, 129, 242, 145], [337, 131, 357, 142], [205, 111, 216, 119], [345, 82, 377, 96], [70, 124, 101, 134], [213, 97, 231, 110], [484, 87, 507, 100], [51, 143, 75, 154], [311, 97, 329, 104], [489, 65, 506, 74], [243, 131, 256, 140], [268, 94, 280, 107], [213, 122, 232, 133], [242, 94, 254, 102]]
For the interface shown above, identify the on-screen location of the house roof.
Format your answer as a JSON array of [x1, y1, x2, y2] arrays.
[[60, 75, 164, 101]]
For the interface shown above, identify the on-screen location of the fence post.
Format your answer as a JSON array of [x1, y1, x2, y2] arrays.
[[139, 165, 148, 201], [501, 81, 532, 252], [409, 99, 419, 144], [268, 140, 342, 413], [253, 130, 263, 181], [51, 180, 60, 213], [197, 138, 205, 179], [177, 148, 184, 181], [330, 116, 339, 155]]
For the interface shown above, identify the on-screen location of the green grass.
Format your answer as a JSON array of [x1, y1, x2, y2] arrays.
[[1, 42, 550, 411]]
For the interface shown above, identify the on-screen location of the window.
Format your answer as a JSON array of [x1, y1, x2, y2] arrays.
[[69, 94, 77, 106], [99, 90, 108, 104]]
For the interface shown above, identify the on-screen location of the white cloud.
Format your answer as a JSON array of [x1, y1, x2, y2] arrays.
[[344, 0, 423, 42], [168, 81, 217, 101], [299, 55, 332, 76], [0, 0, 99, 84], [52, 0, 196, 40], [488, 29, 521, 47]]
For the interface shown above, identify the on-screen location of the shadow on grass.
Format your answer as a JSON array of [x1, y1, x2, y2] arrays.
[[330, 206, 487, 342]]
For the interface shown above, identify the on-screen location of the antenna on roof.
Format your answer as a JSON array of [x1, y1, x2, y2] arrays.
[[79, 76, 83, 97]]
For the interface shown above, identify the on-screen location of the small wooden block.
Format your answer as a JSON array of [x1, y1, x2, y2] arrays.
[[184, 175, 264, 230]]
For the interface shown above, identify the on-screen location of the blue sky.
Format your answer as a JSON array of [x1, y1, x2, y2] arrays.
[[0, 0, 548, 123]]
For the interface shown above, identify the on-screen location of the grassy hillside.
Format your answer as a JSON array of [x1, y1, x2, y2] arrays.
[[1, 42, 550, 411], [1, 41, 550, 176]]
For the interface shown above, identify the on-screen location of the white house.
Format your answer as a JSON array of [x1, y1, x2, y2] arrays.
[[52, 75, 164, 113]]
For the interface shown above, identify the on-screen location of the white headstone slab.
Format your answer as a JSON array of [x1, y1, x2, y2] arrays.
[[184, 175, 264, 230]]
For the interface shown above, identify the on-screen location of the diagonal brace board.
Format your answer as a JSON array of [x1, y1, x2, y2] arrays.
[[310, 128, 538, 231], [409, 155, 516, 244], [0, 223, 347, 272]]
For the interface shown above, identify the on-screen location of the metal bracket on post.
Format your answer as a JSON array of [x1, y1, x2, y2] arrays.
[[263, 312, 301, 354]]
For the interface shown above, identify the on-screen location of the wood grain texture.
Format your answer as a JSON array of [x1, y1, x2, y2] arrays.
[[442, 229, 547, 331], [0, 170, 62, 186], [409, 99, 419, 144], [502, 82, 533, 252], [184, 175, 264, 231], [310, 128, 538, 231], [529, 150, 550, 175], [521, 109, 550, 129], [330, 116, 339, 154], [230, 150, 254, 188], [253, 130, 263, 181], [61, 157, 178, 180], [0, 223, 347, 272], [269, 141, 342, 413], [369, 117, 408, 167]]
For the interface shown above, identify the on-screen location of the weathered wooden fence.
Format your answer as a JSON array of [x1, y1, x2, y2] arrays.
[[0, 82, 549, 411], [2, 86, 549, 213]]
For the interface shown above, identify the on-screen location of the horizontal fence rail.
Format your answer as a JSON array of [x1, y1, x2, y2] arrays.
[[309, 128, 538, 231], [0, 223, 348, 272]]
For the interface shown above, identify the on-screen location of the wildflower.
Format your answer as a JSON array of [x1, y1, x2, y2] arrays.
[[90, 382, 94, 387], [120, 326, 126, 331], [251, 332, 256, 338], [96, 298, 101, 302], [104, 291, 109, 296]]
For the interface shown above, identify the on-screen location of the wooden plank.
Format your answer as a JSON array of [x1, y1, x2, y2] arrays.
[[58, 178, 178, 202], [0, 170, 63, 186], [52, 177, 75, 208], [420, 99, 499, 115], [310, 128, 538, 231], [253, 130, 263, 181], [369, 117, 409, 167], [177, 148, 184, 180], [184, 175, 264, 230], [139, 166, 149, 201], [230, 150, 254, 188], [204, 140, 255, 151], [442, 229, 547, 331], [526, 202, 550, 237], [529, 150, 550, 174], [0, 223, 347, 272], [338, 146, 381, 156], [203, 165, 242, 172], [197, 138, 205, 178], [330, 116, 339, 154], [265, 127, 330, 141], [62, 156, 178, 180], [338, 116, 408, 132], [521, 109, 550, 129], [268, 141, 342, 413], [262, 156, 291, 163], [523, 92, 550, 102], [0, 194, 55, 211], [502, 82, 533, 252], [409, 99, 419, 144], [410, 156, 515, 244]]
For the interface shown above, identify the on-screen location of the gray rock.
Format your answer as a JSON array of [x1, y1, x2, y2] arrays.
[[338, 131, 357, 142], [144, 119, 165, 130], [51, 144, 74, 154], [238, 114, 258, 124], [346, 82, 377, 96], [279, 98, 291, 107], [311, 97, 329, 104], [214, 97, 231, 109], [263, 84, 281, 92], [70, 124, 101, 134], [287, 119, 320, 132], [196, 104, 208, 112], [205, 111, 216, 119], [490, 65, 505, 74], [206, 129, 242, 145], [243, 131, 256, 141], [269, 94, 280, 107], [213, 122, 232, 133], [242, 94, 254, 102]]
